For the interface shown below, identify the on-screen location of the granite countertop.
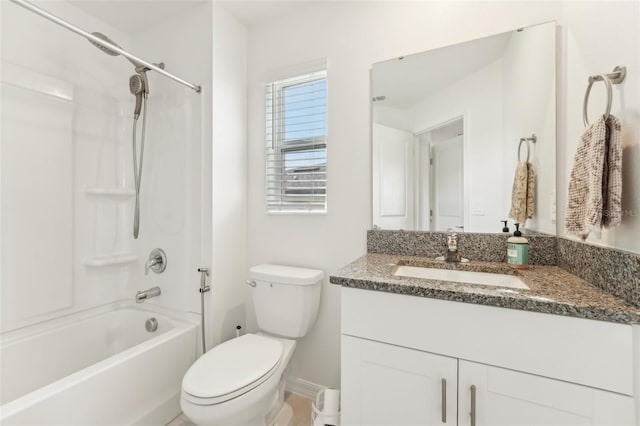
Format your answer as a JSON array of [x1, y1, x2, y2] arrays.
[[330, 253, 640, 325]]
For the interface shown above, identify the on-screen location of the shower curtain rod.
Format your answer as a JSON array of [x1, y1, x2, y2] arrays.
[[9, 0, 202, 93]]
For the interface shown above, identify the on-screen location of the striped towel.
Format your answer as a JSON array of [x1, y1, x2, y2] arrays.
[[509, 161, 536, 226], [565, 115, 622, 238]]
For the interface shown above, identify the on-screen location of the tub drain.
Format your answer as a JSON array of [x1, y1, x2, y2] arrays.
[[145, 317, 158, 332]]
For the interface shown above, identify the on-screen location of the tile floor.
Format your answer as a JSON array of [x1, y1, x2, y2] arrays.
[[166, 392, 313, 426], [285, 392, 313, 426]]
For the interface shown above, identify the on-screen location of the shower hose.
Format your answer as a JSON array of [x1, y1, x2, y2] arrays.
[[132, 94, 148, 239]]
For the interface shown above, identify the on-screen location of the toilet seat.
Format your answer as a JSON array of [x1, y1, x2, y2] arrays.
[[182, 334, 283, 406]]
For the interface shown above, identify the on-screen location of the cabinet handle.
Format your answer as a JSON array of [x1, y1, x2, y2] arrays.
[[470, 385, 477, 426], [441, 378, 447, 423]]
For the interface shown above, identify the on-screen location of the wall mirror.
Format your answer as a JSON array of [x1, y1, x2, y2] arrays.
[[371, 21, 556, 234]]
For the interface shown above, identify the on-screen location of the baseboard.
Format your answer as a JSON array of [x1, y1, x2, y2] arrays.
[[285, 377, 324, 400]]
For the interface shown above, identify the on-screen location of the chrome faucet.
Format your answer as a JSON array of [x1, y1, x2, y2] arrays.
[[445, 231, 462, 263], [135, 286, 161, 303], [145, 248, 167, 275]]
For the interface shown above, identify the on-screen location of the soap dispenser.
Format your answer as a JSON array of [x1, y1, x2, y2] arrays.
[[501, 220, 510, 233], [507, 223, 529, 269]]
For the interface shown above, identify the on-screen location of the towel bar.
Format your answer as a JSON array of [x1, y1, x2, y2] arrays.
[[583, 66, 626, 126]]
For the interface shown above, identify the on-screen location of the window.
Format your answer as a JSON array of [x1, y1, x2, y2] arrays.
[[265, 68, 327, 213]]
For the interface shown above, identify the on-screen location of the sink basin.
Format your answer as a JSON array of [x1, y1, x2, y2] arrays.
[[392, 265, 530, 290]]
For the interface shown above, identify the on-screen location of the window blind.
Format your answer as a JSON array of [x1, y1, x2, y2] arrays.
[[265, 68, 327, 213]]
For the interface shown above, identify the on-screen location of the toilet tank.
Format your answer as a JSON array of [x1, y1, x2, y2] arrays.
[[249, 264, 323, 338]]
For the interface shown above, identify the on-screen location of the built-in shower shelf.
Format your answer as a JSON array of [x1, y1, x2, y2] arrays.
[[83, 254, 138, 267], [84, 187, 135, 198]]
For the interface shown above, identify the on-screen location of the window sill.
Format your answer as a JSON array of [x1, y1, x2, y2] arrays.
[[265, 210, 327, 216]]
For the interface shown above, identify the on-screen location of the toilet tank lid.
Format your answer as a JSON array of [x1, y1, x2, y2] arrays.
[[249, 264, 324, 285]]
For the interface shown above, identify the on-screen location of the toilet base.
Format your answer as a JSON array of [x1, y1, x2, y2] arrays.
[[181, 334, 297, 426]]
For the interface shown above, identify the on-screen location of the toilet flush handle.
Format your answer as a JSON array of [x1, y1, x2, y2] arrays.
[[246, 280, 256, 287]]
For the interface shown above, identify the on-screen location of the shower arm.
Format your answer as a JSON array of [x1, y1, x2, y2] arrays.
[[9, 0, 202, 93]]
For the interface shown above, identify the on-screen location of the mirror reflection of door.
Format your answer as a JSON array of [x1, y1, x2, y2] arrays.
[[416, 118, 464, 232], [372, 123, 415, 230], [431, 135, 463, 231]]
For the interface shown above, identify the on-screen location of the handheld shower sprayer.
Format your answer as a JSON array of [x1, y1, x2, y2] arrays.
[[130, 70, 149, 239], [129, 73, 146, 120], [88, 30, 162, 239]]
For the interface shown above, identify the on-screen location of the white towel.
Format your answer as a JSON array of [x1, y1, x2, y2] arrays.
[[509, 161, 535, 225], [565, 115, 622, 239]]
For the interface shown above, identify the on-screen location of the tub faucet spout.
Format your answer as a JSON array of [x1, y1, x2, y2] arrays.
[[136, 286, 161, 303]]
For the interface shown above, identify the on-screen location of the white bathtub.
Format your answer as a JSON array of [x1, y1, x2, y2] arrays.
[[0, 304, 198, 425]]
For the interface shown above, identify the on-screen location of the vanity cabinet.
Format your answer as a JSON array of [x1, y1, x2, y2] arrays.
[[457, 360, 634, 425], [341, 287, 637, 426], [342, 336, 457, 425]]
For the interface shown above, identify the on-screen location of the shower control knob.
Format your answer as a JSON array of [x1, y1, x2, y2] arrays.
[[145, 248, 167, 275]]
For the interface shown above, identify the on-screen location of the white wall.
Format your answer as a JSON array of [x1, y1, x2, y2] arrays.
[[559, 1, 640, 252], [247, 0, 565, 390], [209, 3, 249, 348]]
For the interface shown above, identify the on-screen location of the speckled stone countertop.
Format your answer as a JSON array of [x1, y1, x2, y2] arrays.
[[330, 254, 640, 325]]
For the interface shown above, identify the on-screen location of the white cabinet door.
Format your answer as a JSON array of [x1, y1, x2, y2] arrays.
[[458, 360, 635, 426], [342, 335, 457, 425]]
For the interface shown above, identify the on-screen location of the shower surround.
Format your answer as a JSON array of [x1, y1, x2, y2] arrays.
[[0, 0, 222, 423]]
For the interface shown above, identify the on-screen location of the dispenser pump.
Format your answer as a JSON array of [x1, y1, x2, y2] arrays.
[[513, 223, 522, 236], [501, 220, 509, 233], [507, 223, 528, 269]]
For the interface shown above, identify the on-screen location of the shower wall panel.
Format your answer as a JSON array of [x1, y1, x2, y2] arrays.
[[0, 0, 135, 332], [1, 70, 74, 329]]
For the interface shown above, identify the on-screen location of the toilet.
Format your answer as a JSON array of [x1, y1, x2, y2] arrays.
[[180, 264, 324, 426]]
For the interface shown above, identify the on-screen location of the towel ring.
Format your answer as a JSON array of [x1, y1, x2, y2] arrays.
[[583, 74, 613, 127], [518, 134, 536, 162], [518, 139, 530, 162]]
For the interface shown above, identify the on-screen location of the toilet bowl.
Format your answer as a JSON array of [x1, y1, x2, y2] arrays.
[[181, 264, 323, 426], [181, 333, 296, 426]]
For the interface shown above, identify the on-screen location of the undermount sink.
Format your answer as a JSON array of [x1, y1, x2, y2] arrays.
[[392, 265, 530, 290]]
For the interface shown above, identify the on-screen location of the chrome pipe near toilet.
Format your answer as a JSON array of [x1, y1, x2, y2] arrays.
[[198, 268, 210, 354]]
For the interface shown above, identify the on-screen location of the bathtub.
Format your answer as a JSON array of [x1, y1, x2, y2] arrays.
[[0, 303, 198, 425]]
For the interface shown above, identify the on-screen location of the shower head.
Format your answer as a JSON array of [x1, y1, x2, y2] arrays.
[[89, 32, 120, 56], [89, 32, 143, 68]]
